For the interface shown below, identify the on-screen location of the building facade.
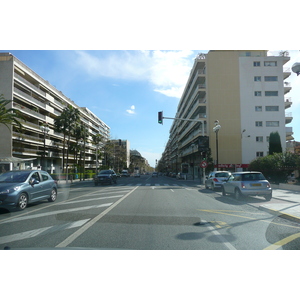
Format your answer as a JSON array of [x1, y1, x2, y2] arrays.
[[160, 50, 293, 178], [0, 52, 110, 173]]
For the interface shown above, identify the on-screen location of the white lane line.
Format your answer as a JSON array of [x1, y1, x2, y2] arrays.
[[0, 219, 90, 245], [204, 220, 236, 250], [1, 203, 112, 224], [56, 186, 139, 248], [170, 189, 174, 192], [57, 195, 123, 205]]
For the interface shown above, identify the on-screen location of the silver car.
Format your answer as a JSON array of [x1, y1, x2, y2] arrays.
[[222, 171, 272, 200], [0, 170, 58, 211], [205, 171, 231, 190]]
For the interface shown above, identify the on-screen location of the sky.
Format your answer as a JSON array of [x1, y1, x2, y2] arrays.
[[1, 49, 300, 167]]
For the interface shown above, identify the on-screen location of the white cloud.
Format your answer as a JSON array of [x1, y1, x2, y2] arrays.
[[73, 50, 196, 99], [126, 105, 136, 114]]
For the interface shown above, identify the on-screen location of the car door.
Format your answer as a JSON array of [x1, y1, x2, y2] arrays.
[[224, 175, 235, 194], [39, 171, 53, 199], [28, 171, 44, 202]]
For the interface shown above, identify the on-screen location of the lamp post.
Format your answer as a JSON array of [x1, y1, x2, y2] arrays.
[[78, 139, 84, 181], [40, 123, 50, 170], [191, 143, 195, 180], [213, 120, 221, 171]]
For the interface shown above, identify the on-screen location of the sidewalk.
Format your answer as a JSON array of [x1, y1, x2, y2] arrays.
[[259, 186, 300, 223]]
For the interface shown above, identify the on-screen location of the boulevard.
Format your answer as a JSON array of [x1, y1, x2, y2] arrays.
[[1, 174, 300, 250]]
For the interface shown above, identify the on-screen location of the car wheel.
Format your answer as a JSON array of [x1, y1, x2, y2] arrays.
[[222, 186, 226, 196], [18, 193, 28, 210], [264, 194, 272, 201], [48, 188, 57, 202], [234, 188, 242, 200]]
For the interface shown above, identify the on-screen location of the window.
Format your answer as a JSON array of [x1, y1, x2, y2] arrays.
[[266, 106, 279, 111], [256, 136, 263, 142], [264, 61, 277, 66], [255, 106, 262, 112], [255, 91, 262, 96], [265, 91, 278, 96], [254, 76, 261, 81], [264, 76, 278, 81], [266, 121, 279, 127], [41, 172, 49, 181], [253, 61, 260, 67], [256, 152, 264, 157], [246, 52, 251, 57], [255, 121, 263, 127], [266, 136, 270, 142]]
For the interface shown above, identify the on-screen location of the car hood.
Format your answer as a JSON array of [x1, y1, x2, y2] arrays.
[[0, 182, 26, 190], [97, 174, 112, 177]]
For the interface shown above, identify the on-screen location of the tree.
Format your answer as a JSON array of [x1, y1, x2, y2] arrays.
[[269, 132, 282, 155], [0, 94, 25, 131], [54, 105, 80, 172], [249, 152, 300, 184]]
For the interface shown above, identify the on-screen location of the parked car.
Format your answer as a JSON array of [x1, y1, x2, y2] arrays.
[[152, 172, 158, 177], [177, 173, 186, 180], [121, 170, 130, 177], [205, 171, 231, 190], [94, 170, 117, 185], [222, 171, 272, 200], [0, 170, 58, 211]]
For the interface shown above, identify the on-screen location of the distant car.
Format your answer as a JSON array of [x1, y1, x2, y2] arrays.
[[94, 170, 117, 185], [0, 170, 58, 211], [121, 170, 130, 177], [205, 171, 231, 190], [152, 172, 158, 177], [222, 171, 272, 200], [177, 173, 185, 180], [134, 173, 140, 177]]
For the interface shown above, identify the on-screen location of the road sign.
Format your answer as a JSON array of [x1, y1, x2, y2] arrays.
[[200, 161, 208, 168]]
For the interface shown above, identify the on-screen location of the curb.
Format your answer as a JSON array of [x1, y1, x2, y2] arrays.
[[258, 205, 300, 224]]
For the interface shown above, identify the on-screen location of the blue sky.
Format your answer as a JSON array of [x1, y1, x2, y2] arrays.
[[1, 50, 300, 167]]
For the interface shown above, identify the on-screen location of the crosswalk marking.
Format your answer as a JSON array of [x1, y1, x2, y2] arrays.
[[1, 203, 113, 224], [0, 219, 90, 245]]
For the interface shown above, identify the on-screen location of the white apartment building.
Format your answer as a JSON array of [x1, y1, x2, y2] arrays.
[[161, 50, 293, 177], [0, 52, 110, 173]]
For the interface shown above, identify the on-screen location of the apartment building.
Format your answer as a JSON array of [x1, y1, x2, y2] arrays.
[[161, 50, 293, 178], [0, 52, 110, 172]]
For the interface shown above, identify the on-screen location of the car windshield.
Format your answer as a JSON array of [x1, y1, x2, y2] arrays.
[[99, 170, 111, 174], [0, 171, 30, 183]]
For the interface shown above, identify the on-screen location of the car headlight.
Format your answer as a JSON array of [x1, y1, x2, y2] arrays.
[[0, 186, 21, 194]]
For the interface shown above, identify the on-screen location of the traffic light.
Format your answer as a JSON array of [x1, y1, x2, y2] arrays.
[[201, 151, 207, 160], [158, 111, 163, 124]]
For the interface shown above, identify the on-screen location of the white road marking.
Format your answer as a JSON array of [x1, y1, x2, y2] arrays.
[[203, 220, 237, 250], [0, 219, 90, 245], [56, 186, 139, 248], [1, 203, 112, 224], [57, 195, 123, 205], [170, 189, 174, 192]]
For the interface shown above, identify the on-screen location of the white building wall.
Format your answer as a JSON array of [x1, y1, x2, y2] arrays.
[[239, 56, 287, 165]]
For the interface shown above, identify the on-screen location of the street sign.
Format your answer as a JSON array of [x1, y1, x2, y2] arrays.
[[200, 161, 208, 168]]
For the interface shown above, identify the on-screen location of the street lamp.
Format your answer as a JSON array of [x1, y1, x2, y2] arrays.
[[40, 123, 50, 170], [213, 120, 221, 171], [78, 139, 84, 181]]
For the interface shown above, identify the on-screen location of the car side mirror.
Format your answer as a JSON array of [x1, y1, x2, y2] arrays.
[[30, 179, 39, 185]]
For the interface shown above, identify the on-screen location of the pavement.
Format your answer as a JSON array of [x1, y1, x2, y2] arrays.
[[57, 177, 300, 223]]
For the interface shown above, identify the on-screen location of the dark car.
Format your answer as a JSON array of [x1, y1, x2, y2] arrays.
[[94, 170, 117, 185], [0, 170, 58, 211]]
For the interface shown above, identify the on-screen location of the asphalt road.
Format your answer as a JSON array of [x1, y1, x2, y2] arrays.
[[1, 175, 300, 250]]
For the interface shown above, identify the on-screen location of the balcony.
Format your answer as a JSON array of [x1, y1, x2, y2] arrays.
[[286, 127, 294, 141], [284, 97, 292, 109], [283, 67, 291, 80], [285, 112, 293, 124], [284, 82, 292, 94]]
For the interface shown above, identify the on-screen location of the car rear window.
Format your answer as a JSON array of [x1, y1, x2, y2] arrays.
[[241, 173, 266, 181], [215, 173, 229, 177]]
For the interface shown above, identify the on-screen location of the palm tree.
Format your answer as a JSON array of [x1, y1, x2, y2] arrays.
[[54, 105, 80, 172], [0, 94, 25, 131]]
